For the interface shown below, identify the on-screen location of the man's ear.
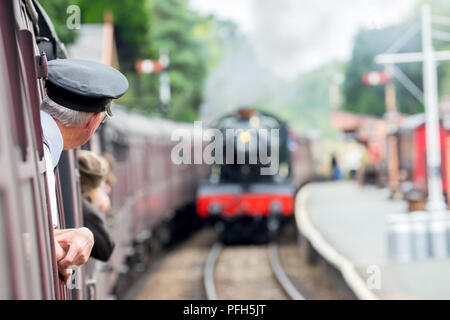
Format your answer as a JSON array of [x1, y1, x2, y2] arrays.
[[85, 112, 102, 129]]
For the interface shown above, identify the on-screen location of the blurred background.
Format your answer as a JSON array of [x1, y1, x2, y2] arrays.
[[40, 0, 447, 125], [40, 0, 450, 173], [31, 0, 450, 299]]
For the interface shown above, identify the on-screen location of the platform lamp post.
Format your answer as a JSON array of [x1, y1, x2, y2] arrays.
[[375, 4, 450, 213], [384, 65, 401, 198], [421, 6, 446, 213], [135, 48, 171, 114]]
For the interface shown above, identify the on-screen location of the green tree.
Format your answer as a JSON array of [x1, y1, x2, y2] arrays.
[[39, 0, 152, 72], [76, 0, 152, 72], [149, 0, 207, 120], [343, 24, 424, 117], [39, 0, 226, 121]]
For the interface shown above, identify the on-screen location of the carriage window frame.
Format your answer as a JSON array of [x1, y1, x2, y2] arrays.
[[12, 0, 61, 299], [19, 180, 44, 299], [0, 193, 11, 299], [0, 5, 32, 298], [15, 58, 46, 299]]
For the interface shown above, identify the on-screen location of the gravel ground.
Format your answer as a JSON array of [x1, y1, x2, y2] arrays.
[[278, 243, 343, 299], [132, 222, 355, 300], [277, 224, 355, 300], [133, 228, 217, 300], [215, 245, 289, 300]]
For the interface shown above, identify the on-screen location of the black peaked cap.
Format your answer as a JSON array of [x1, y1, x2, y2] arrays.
[[46, 58, 129, 113]]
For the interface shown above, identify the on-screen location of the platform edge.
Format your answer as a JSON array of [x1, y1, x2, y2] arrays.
[[295, 183, 380, 300]]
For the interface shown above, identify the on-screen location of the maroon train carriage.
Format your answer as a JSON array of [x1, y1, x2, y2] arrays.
[[0, 0, 89, 299], [1, 0, 210, 299], [289, 131, 314, 189]]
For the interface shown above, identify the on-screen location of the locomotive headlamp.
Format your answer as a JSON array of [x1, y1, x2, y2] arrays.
[[239, 131, 252, 144]]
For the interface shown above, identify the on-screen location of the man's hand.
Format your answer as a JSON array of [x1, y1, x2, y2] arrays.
[[54, 239, 66, 261], [58, 266, 72, 283], [54, 228, 94, 269], [54, 239, 72, 283]]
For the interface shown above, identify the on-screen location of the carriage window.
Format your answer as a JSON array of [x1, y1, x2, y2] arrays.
[[20, 181, 43, 299], [0, 193, 11, 299]]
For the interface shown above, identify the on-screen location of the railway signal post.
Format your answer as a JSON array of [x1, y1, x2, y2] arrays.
[[375, 4, 450, 213], [135, 48, 171, 113]]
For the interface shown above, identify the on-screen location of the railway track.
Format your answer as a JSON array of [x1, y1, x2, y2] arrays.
[[204, 242, 222, 300], [204, 241, 305, 300], [133, 228, 217, 300], [134, 224, 350, 299], [268, 243, 305, 300]]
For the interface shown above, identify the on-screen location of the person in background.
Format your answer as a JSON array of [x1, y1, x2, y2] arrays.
[[40, 58, 128, 280], [78, 150, 115, 261], [345, 145, 364, 180], [91, 153, 117, 213], [89, 181, 111, 213], [331, 154, 342, 180]]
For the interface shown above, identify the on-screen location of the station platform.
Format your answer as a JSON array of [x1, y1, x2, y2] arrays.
[[296, 181, 450, 299]]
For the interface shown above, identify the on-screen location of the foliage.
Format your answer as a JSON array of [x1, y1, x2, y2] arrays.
[[38, 0, 224, 121], [343, 24, 424, 117], [144, 0, 209, 121], [75, 0, 152, 72], [39, 0, 152, 71]]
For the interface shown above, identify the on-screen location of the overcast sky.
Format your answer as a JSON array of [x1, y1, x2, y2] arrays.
[[190, 0, 418, 80]]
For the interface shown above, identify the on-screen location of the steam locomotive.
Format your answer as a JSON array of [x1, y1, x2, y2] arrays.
[[197, 109, 313, 243]]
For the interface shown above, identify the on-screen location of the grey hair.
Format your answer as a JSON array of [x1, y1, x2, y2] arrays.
[[40, 96, 96, 127]]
